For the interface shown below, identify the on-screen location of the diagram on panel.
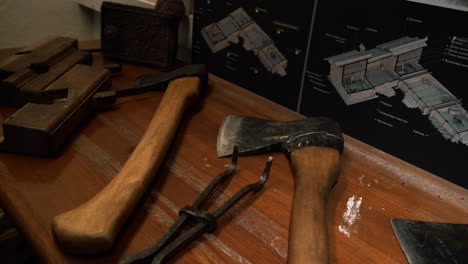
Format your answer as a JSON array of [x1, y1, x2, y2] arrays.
[[405, 0, 468, 12], [444, 36, 468, 66], [325, 36, 468, 146], [201, 8, 288, 77]]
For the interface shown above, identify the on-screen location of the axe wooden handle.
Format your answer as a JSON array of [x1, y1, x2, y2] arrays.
[[288, 146, 341, 264], [51, 76, 202, 254]]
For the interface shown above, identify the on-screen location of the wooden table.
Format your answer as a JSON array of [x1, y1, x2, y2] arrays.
[[0, 48, 466, 264]]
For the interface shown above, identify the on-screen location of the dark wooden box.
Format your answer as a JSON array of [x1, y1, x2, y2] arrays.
[[101, 2, 182, 70]]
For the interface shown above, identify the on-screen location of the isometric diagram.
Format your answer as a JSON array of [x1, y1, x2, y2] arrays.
[[326, 36, 468, 146], [201, 8, 288, 77]]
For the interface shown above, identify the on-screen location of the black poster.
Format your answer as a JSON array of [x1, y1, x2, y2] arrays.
[[193, 0, 468, 188], [192, 0, 317, 110], [300, 0, 468, 188]]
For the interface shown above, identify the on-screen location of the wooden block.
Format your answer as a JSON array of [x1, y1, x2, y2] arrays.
[[0, 64, 111, 156], [0, 36, 91, 106], [101, 1, 184, 70]]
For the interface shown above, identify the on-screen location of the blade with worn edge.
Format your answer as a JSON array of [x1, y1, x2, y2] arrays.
[[390, 218, 468, 264], [217, 115, 343, 157], [132, 64, 208, 92]]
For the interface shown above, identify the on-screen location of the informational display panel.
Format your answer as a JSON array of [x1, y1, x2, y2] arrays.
[[192, 0, 317, 111], [193, 0, 468, 188]]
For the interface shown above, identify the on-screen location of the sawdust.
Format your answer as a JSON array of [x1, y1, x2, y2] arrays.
[[270, 236, 280, 247], [338, 195, 363, 238], [358, 174, 365, 185]]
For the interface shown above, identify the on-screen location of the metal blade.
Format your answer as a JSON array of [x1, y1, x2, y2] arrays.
[[132, 64, 207, 92], [390, 218, 468, 264], [216, 115, 343, 157]]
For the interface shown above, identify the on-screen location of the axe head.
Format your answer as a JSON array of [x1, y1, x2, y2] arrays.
[[132, 64, 208, 92], [390, 219, 468, 264], [217, 115, 344, 158]]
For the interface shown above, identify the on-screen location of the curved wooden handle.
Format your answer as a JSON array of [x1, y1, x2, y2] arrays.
[[51, 76, 202, 254], [288, 146, 341, 264]]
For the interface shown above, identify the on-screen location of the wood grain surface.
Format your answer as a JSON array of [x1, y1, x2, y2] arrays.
[[288, 147, 341, 264], [51, 76, 202, 254], [0, 50, 466, 264]]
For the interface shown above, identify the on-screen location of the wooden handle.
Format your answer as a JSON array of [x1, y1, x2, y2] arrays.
[[288, 146, 341, 264], [51, 76, 202, 254]]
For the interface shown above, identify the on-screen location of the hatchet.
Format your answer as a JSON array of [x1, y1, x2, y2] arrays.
[[217, 115, 344, 264], [391, 218, 468, 264], [51, 64, 208, 255]]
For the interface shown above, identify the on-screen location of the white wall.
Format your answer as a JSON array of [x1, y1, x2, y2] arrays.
[[0, 0, 101, 48], [74, 0, 158, 11]]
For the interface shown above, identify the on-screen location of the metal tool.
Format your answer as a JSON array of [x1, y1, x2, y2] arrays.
[[51, 64, 208, 255], [391, 218, 468, 264], [217, 115, 344, 264], [0, 63, 206, 156], [94, 64, 208, 107], [121, 146, 273, 264]]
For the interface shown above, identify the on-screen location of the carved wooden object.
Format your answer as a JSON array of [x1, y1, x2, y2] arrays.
[[101, 1, 185, 70], [0, 36, 92, 106]]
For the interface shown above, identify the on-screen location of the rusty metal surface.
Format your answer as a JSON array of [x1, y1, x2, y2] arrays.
[[122, 146, 272, 264]]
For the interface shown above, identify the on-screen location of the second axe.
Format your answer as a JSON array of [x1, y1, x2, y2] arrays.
[[217, 115, 344, 264]]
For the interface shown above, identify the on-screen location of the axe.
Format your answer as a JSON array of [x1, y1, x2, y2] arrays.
[[217, 115, 344, 264], [51, 65, 208, 254]]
